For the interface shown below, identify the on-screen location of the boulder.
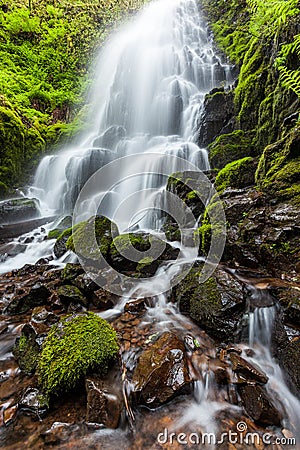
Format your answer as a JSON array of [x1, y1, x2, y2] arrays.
[[132, 332, 191, 407], [56, 285, 88, 307], [238, 384, 283, 426], [0, 197, 40, 224], [47, 216, 72, 240], [85, 371, 123, 428], [281, 338, 300, 392], [13, 323, 43, 374], [5, 282, 51, 315], [174, 265, 246, 342]]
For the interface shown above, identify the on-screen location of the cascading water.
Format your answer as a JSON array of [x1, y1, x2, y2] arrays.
[[28, 0, 233, 224]]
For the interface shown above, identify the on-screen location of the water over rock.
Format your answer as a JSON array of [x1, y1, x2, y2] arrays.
[[0, 198, 40, 224]]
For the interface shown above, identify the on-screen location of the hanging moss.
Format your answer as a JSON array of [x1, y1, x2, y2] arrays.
[[37, 312, 119, 396]]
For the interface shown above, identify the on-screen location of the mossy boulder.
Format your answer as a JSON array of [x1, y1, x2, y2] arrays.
[[61, 263, 84, 284], [173, 266, 246, 342], [48, 216, 72, 240], [109, 232, 179, 275], [53, 226, 73, 258], [208, 130, 254, 169], [37, 312, 119, 396], [0, 197, 40, 224], [66, 216, 118, 263], [256, 128, 300, 205], [215, 157, 257, 192], [56, 285, 88, 307], [13, 323, 42, 374]]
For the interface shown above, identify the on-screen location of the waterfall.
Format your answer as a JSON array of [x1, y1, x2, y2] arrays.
[[29, 0, 233, 224]]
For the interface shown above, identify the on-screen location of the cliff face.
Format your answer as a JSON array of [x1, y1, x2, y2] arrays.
[[196, 0, 300, 276]]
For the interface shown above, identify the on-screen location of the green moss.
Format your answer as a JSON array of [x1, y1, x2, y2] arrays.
[[66, 216, 118, 260], [208, 130, 254, 169], [37, 312, 119, 396], [48, 216, 73, 240], [13, 328, 40, 375], [136, 256, 154, 272], [215, 157, 256, 192], [110, 233, 150, 257]]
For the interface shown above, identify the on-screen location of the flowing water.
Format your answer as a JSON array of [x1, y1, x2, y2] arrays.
[[0, 0, 299, 447]]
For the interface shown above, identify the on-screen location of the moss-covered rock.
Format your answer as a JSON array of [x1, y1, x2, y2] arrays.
[[173, 266, 245, 342], [61, 263, 84, 284], [53, 226, 73, 258], [66, 216, 118, 263], [56, 284, 88, 306], [256, 128, 300, 205], [215, 157, 257, 192], [48, 216, 72, 240], [208, 130, 254, 169], [13, 323, 41, 374], [37, 312, 119, 396]]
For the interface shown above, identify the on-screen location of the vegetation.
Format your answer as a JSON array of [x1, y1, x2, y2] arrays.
[[214, 157, 256, 192], [37, 312, 119, 396], [0, 0, 148, 194]]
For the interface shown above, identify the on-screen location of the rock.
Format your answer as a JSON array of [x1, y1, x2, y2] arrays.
[[0, 216, 55, 240], [238, 384, 283, 426], [214, 157, 257, 192], [124, 298, 147, 314], [54, 233, 71, 259], [110, 232, 179, 275], [5, 282, 51, 315], [85, 372, 123, 428], [92, 288, 116, 310], [132, 332, 191, 407], [229, 353, 268, 384], [93, 125, 126, 150], [74, 273, 98, 296], [272, 286, 300, 329], [208, 130, 254, 170], [3, 404, 18, 426], [281, 338, 300, 392], [13, 323, 43, 374], [18, 387, 49, 418], [0, 242, 26, 258], [0, 197, 40, 224], [56, 285, 88, 306], [47, 216, 72, 240], [198, 88, 234, 147], [31, 306, 59, 327], [174, 265, 246, 342], [61, 263, 84, 284]]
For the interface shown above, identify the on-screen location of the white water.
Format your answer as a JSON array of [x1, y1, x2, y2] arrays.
[[28, 0, 232, 223]]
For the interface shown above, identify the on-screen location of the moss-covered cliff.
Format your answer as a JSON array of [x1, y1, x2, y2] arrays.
[[0, 0, 147, 196]]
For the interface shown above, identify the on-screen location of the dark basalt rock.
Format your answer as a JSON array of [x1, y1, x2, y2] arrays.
[[238, 384, 283, 426], [281, 337, 300, 392], [230, 353, 268, 384], [174, 265, 246, 342], [197, 88, 234, 147], [132, 332, 191, 407], [53, 234, 70, 259], [91, 288, 117, 310], [5, 282, 51, 315], [56, 285, 88, 306], [61, 263, 84, 284], [93, 125, 126, 150], [0, 197, 40, 224], [74, 273, 99, 296], [13, 323, 43, 374], [85, 371, 123, 428]]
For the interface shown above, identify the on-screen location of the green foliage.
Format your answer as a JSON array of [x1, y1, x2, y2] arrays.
[[37, 312, 119, 396], [0, 0, 148, 190], [209, 130, 254, 169], [276, 34, 300, 100]]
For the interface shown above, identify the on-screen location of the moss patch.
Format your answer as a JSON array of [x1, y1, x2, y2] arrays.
[[215, 157, 257, 192], [208, 130, 254, 169], [37, 312, 119, 396]]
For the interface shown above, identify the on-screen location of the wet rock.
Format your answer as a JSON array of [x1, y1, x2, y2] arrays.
[[0, 242, 26, 257], [47, 216, 72, 240], [132, 332, 191, 407], [53, 233, 70, 259], [272, 286, 300, 329], [198, 88, 234, 147], [74, 273, 99, 296], [61, 263, 84, 284], [230, 353, 268, 384], [92, 288, 117, 310], [124, 298, 147, 314], [31, 306, 59, 327], [0, 197, 40, 224], [18, 387, 49, 418], [281, 337, 300, 392], [42, 422, 84, 446], [110, 232, 179, 275], [3, 404, 18, 426], [56, 285, 88, 306], [238, 384, 283, 426], [93, 125, 126, 150], [85, 372, 123, 428], [5, 282, 51, 315], [13, 323, 43, 374], [0, 216, 55, 240], [174, 265, 246, 342]]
